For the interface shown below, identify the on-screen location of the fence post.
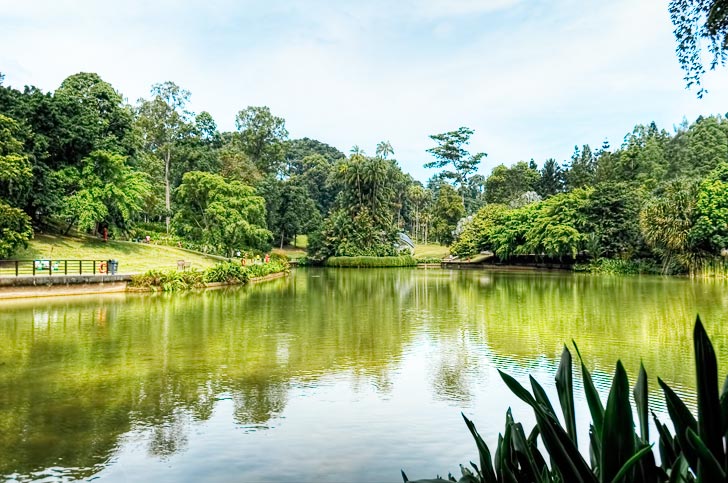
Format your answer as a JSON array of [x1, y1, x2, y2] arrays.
[[79, 260, 82, 275], [32, 261, 35, 276], [15, 260, 18, 276], [64, 260, 67, 275], [49, 260, 52, 276], [93, 260, 96, 274]]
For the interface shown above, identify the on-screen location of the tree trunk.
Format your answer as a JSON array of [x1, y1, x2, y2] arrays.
[[280, 232, 285, 249], [165, 149, 171, 233]]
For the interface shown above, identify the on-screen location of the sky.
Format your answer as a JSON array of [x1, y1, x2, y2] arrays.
[[1, 0, 727, 182]]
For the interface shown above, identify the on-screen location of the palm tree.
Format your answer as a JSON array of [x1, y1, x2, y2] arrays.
[[375, 140, 394, 159], [350, 145, 365, 156]]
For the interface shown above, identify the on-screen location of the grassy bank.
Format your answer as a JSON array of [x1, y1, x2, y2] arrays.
[[325, 255, 417, 268], [414, 243, 449, 260], [12, 234, 221, 273]]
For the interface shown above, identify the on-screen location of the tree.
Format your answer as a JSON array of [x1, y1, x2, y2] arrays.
[[670, 0, 728, 96], [60, 150, 150, 235], [136, 82, 192, 231], [310, 154, 407, 258], [173, 171, 271, 255], [0, 201, 32, 258], [235, 106, 288, 174], [53, 72, 135, 164], [375, 140, 394, 159], [425, 127, 486, 204], [564, 145, 595, 190], [0, 114, 32, 207], [537, 158, 564, 197], [484, 161, 539, 205], [692, 162, 728, 253], [640, 179, 700, 273], [0, 113, 33, 257], [430, 184, 465, 245], [586, 182, 644, 258]]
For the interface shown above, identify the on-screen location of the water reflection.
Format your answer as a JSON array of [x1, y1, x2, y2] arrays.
[[0, 268, 726, 481]]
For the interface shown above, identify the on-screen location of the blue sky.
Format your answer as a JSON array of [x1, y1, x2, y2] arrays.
[[1, 0, 727, 181]]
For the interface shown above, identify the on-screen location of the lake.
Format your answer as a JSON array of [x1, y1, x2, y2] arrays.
[[1, 268, 728, 482]]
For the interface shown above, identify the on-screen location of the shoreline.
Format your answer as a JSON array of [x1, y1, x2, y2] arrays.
[[0, 270, 290, 300]]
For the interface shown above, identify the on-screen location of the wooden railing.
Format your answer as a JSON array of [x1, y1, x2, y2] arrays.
[[0, 259, 119, 277]]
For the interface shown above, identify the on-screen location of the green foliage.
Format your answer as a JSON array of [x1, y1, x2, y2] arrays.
[[575, 258, 660, 275], [640, 178, 701, 273], [670, 0, 728, 96], [431, 184, 465, 245], [586, 182, 644, 258], [312, 153, 406, 259], [405, 316, 728, 483], [537, 158, 564, 198], [0, 200, 33, 258], [324, 255, 417, 268], [425, 127, 486, 204], [129, 269, 205, 292], [564, 145, 596, 190], [203, 261, 249, 284], [235, 106, 288, 173], [60, 150, 151, 234], [173, 171, 272, 255], [130, 259, 288, 291], [692, 162, 728, 253], [0, 114, 32, 205], [450, 204, 508, 257], [484, 161, 539, 205]]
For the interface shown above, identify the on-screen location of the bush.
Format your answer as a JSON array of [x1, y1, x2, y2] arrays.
[[415, 256, 444, 264], [244, 260, 289, 278], [129, 269, 205, 291], [404, 316, 723, 483], [324, 255, 417, 268], [129, 259, 289, 291], [204, 261, 248, 284]]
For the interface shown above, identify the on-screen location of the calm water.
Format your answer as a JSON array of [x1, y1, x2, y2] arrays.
[[2, 268, 728, 482]]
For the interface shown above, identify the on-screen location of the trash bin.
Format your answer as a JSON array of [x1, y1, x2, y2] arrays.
[[108, 259, 119, 275]]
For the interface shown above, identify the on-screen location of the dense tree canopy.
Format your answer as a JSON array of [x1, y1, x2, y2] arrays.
[[0, 67, 726, 274]]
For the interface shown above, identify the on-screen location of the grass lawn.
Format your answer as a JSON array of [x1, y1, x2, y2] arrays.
[[13, 234, 221, 274], [272, 235, 308, 260], [414, 243, 449, 259]]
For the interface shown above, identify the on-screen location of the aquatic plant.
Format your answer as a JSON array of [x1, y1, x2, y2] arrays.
[[404, 316, 725, 482]]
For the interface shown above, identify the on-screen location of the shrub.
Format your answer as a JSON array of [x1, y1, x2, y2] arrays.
[[204, 261, 248, 284], [129, 269, 205, 291], [404, 316, 724, 483], [324, 255, 417, 268]]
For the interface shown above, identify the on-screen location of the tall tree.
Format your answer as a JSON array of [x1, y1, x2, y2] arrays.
[[430, 184, 465, 245], [173, 171, 271, 255], [54, 72, 135, 164], [564, 145, 595, 190], [136, 82, 192, 231], [375, 140, 394, 159], [59, 150, 150, 235], [537, 158, 564, 198], [484, 161, 539, 205], [235, 106, 288, 174], [424, 127, 486, 204]]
